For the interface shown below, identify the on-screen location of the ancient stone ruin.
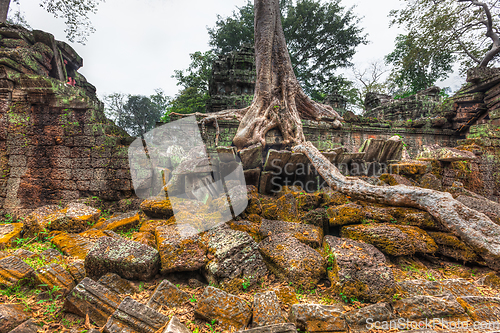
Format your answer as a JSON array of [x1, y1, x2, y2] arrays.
[[1, 23, 500, 333]]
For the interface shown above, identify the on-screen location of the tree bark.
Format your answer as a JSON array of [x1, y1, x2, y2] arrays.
[[0, 0, 10, 23], [294, 141, 500, 271]]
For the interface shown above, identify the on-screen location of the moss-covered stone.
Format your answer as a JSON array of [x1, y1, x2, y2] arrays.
[[327, 203, 364, 227], [428, 231, 480, 262]]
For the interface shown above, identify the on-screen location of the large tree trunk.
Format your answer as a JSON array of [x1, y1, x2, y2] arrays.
[[0, 0, 10, 23], [232, 0, 343, 149]]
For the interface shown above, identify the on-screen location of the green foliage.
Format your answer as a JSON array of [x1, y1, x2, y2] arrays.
[[164, 51, 216, 116], [207, 0, 367, 100], [385, 34, 455, 94], [39, 0, 104, 44], [389, 0, 500, 73], [104, 89, 167, 138], [242, 276, 253, 290]]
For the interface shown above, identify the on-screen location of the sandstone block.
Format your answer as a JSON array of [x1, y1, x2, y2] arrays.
[[103, 296, 169, 333], [7, 318, 39, 333], [258, 233, 326, 288], [156, 224, 207, 274], [195, 286, 252, 330], [237, 323, 297, 333], [252, 291, 285, 327], [345, 303, 394, 332], [323, 236, 397, 303], [85, 236, 160, 280], [64, 277, 121, 327], [289, 303, 346, 332], [162, 316, 191, 333], [98, 273, 137, 295], [92, 211, 140, 232], [0, 255, 34, 288], [0, 223, 22, 249], [259, 219, 323, 248], [67, 259, 86, 283], [0, 303, 31, 333], [140, 197, 174, 219], [147, 279, 190, 310], [35, 263, 75, 296], [393, 296, 468, 323]]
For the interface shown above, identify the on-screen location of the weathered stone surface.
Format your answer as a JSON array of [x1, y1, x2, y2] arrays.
[[162, 316, 191, 333], [327, 203, 364, 227], [156, 224, 207, 274], [259, 219, 323, 248], [67, 259, 85, 283], [11, 249, 36, 260], [428, 231, 480, 262], [7, 318, 39, 333], [195, 286, 252, 330], [0, 223, 22, 249], [323, 236, 396, 303], [252, 291, 285, 328], [258, 233, 326, 288], [389, 161, 430, 176], [345, 302, 394, 332], [25, 203, 100, 235], [417, 146, 476, 162], [50, 231, 97, 260], [289, 303, 346, 332], [64, 277, 121, 327], [103, 296, 169, 333], [98, 273, 136, 295], [441, 279, 482, 297], [302, 208, 329, 235], [35, 263, 75, 296], [398, 279, 481, 298], [227, 219, 261, 240], [140, 197, 174, 219], [379, 173, 414, 187], [93, 211, 140, 232], [478, 272, 500, 289], [0, 256, 34, 288], [457, 296, 500, 322], [275, 194, 299, 222], [147, 279, 190, 310], [272, 286, 298, 306], [0, 303, 31, 333], [85, 236, 160, 280], [238, 323, 297, 333], [203, 227, 268, 288], [40, 248, 64, 263], [341, 223, 438, 256], [392, 296, 468, 322], [240, 143, 263, 170], [419, 173, 443, 191]]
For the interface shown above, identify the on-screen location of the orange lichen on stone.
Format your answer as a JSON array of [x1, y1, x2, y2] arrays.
[[0, 255, 35, 287], [140, 196, 174, 219], [92, 211, 140, 232], [327, 203, 364, 227], [35, 263, 76, 296], [275, 193, 299, 222], [0, 223, 23, 249], [272, 285, 299, 305], [389, 161, 431, 176], [428, 231, 480, 262], [50, 231, 96, 260]]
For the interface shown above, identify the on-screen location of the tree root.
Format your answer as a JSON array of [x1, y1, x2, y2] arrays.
[[293, 141, 500, 271]]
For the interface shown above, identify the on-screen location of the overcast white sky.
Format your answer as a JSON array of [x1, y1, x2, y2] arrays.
[[13, 0, 464, 99]]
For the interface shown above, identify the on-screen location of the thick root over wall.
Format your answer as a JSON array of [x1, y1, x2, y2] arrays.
[[294, 141, 500, 271]]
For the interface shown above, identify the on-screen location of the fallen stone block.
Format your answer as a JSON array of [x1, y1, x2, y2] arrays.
[[64, 277, 122, 327], [35, 263, 75, 296], [85, 236, 160, 280], [258, 233, 326, 288], [103, 296, 169, 333], [92, 210, 140, 232], [341, 223, 438, 256], [345, 302, 394, 332], [0, 223, 22, 250], [327, 203, 364, 227], [195, 286, 252, 330], [240, 143, 263, 170], [140, 197, 174, 219], [67, 259, 86, 283], [456, 296, 500, 322], [237, 323, 297, 333], [259, 219, 323, 248], [7, 318, 39, 333], [203, 227, 268, 288], [147, 279, 190, 310], [417, 146, 476, 162], [392, 296, 468, 323], [289, 303, 346, 332], [156, 224, 207, 274], [252, 291, 285, 327], [98, 273, 137, 295], [323, 236, 397, 303], [0, 303, 31, 333], [428, 231, 480, 263], [162, 316, 191, 333], [0, 255, 34, 288]]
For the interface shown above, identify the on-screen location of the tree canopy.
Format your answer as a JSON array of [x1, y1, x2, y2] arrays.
[[385, 33, 455, 95], [389, 0, 500, 74], [0, 0, 103, 43], [104, 90, 167, 138], [207, 0, 367, 100]]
